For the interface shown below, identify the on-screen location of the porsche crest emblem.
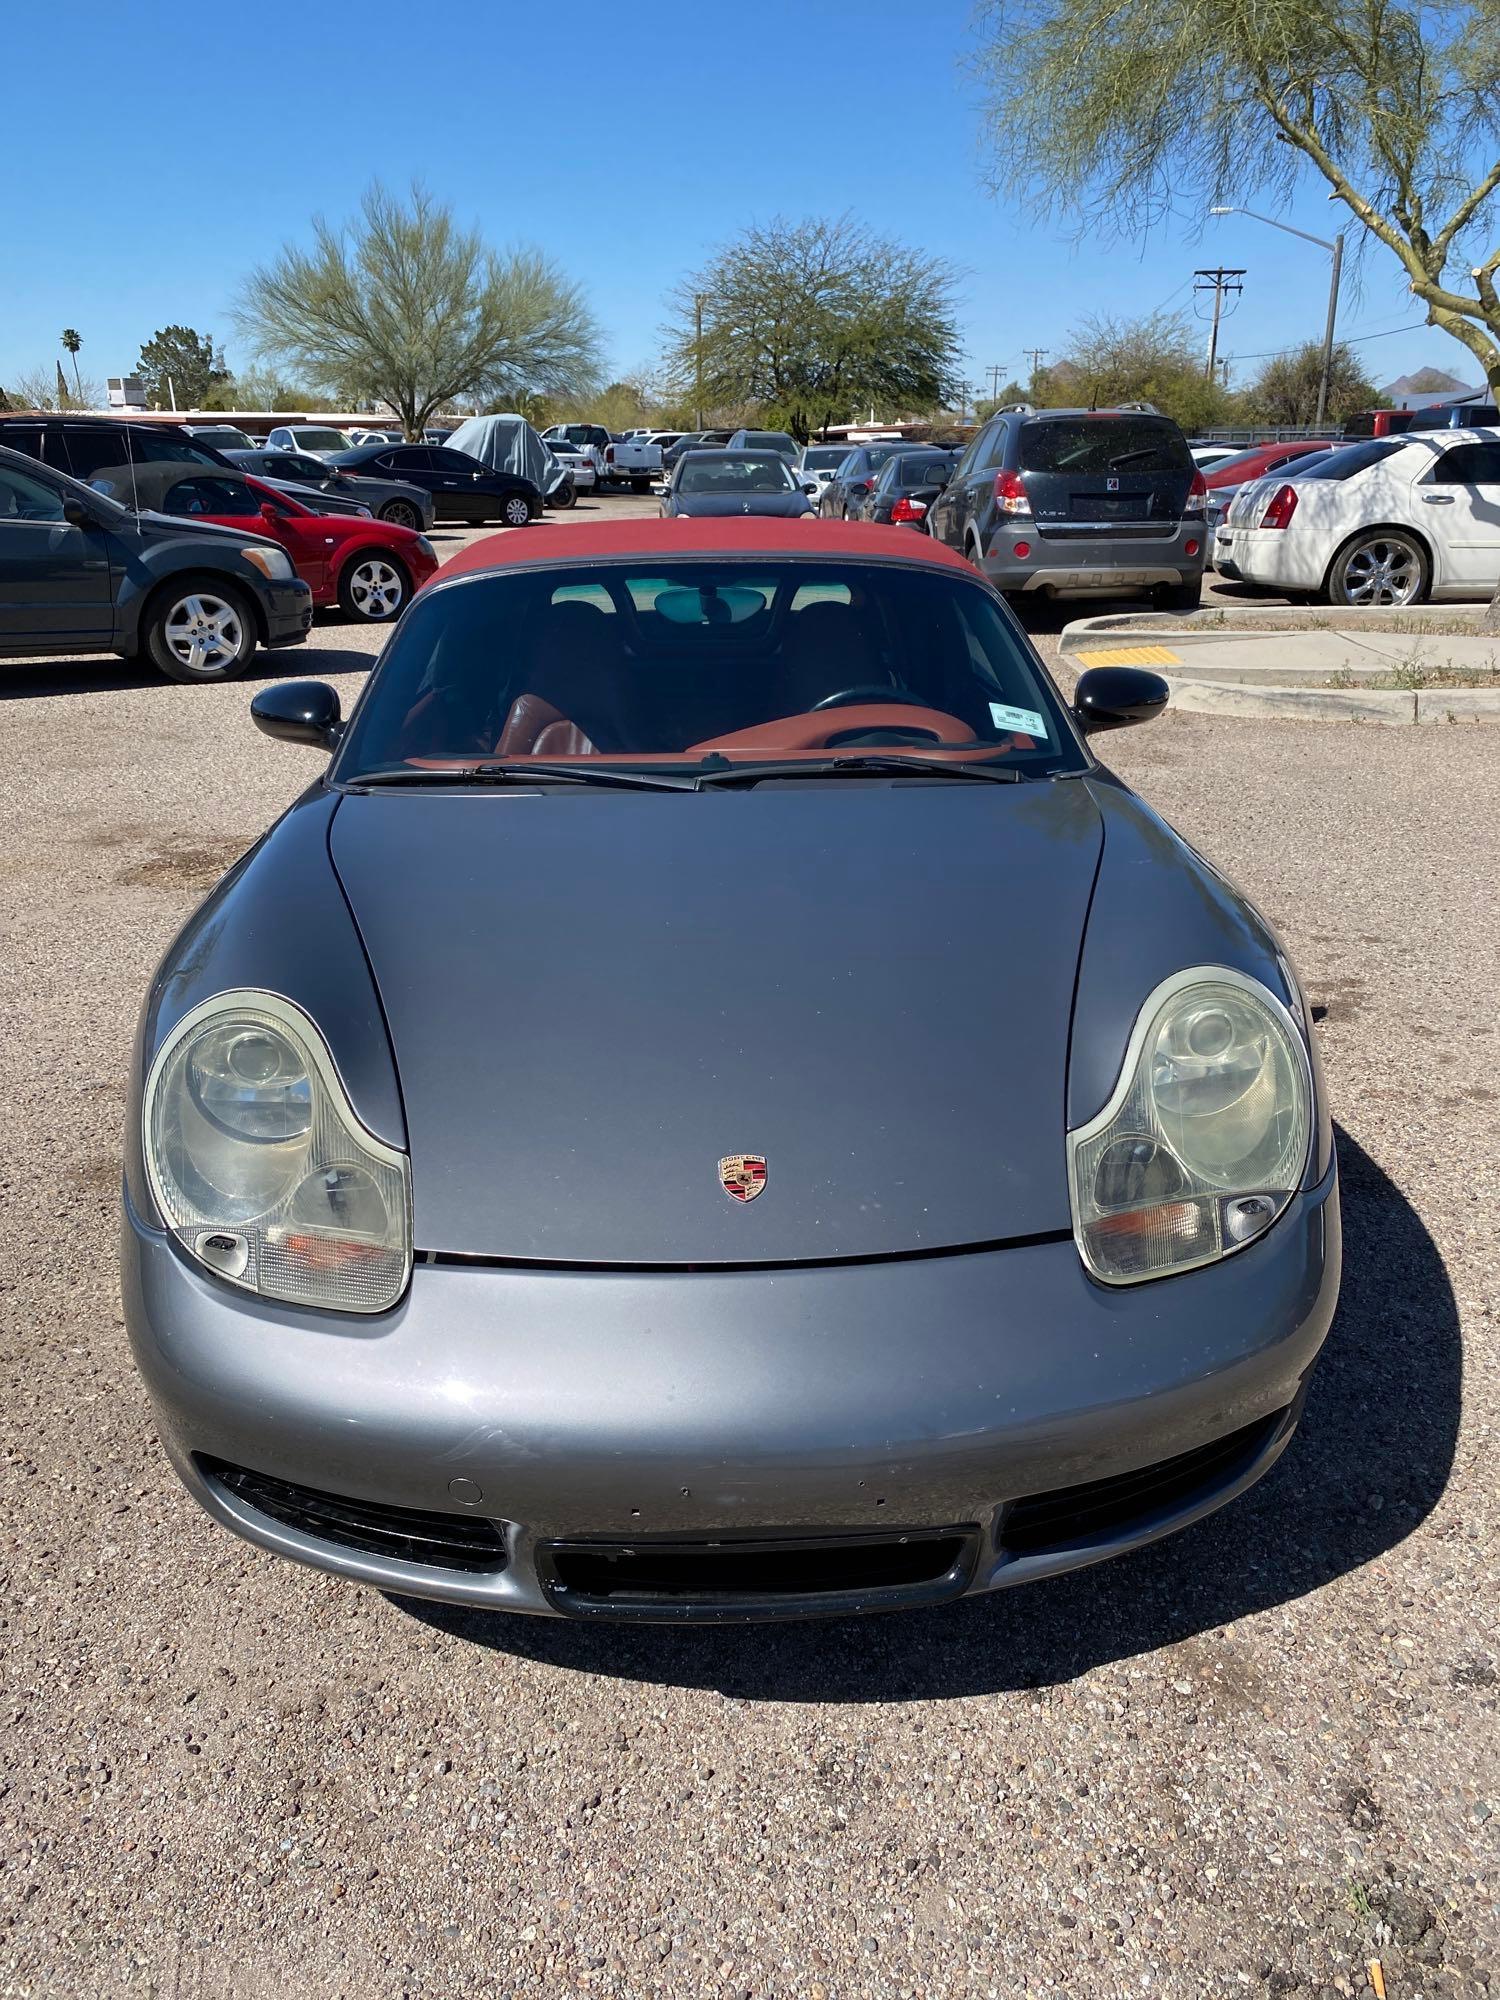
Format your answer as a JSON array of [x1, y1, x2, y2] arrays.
[[718, 1154, 768, 1202]]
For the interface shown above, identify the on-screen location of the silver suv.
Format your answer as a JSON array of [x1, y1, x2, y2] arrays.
[[925, 405, 1208, 608]]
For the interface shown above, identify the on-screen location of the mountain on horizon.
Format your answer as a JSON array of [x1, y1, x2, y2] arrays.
[[1382, 367, 1470, 397]]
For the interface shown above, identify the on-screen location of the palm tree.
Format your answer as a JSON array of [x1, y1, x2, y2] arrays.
[[60, 329, 83, 400]]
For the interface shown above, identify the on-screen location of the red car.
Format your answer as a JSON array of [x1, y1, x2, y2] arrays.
[[131, 467, 438, 622], [1203, 439, 1338, 490]]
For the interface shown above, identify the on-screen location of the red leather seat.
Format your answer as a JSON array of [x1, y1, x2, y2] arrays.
[[495, 602, 633, 755]]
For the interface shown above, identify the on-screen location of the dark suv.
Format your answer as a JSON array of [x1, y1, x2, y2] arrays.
[[925, 406, 1207, 608], [0, 442, 311, 681]]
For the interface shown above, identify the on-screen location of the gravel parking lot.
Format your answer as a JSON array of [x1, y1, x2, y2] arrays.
[[2, 494, 1496, 2000]]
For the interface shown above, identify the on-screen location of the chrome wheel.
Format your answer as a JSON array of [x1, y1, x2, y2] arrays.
[[345, 557, 407, 620], [1338, 534, 1425, 607], [503, 496, 532, 527], [162, 592, 245, 676], [380, 501, 421, 530]]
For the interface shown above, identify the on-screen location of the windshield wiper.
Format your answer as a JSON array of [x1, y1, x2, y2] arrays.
[[1107, 447, 1162, 469], [691, 755, 1028, 787], [341, 762, 699, 793]]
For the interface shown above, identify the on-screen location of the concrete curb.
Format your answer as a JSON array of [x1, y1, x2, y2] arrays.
[[1059, 604, 1496, 651], [1058, 613, 1500, 724]]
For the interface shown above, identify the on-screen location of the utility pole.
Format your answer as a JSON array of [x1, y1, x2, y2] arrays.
[[985, 363, 1002, 405], [693, 295, 704, 432], [1194, 268, 1245, 381], [1314, 234, 1345, 428], [1022, 347, 1048, 390]]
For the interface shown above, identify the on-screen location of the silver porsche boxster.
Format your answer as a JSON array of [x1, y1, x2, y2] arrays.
[[122, 518, 1340, 1622]]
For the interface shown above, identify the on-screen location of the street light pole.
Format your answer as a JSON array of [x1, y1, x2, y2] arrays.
[[1209, 205, 1344, 425], [1314, 232, 1345, 427]]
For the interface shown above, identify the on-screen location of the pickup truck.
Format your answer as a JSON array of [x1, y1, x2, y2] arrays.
[[541, 423, 611, 483], [599, 431, 664, 492]]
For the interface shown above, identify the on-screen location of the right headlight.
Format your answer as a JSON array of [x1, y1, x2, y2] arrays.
[[1068, 966, 1312, 1285], [240, 544, 295, 583], [143, 990, 411, 1314]]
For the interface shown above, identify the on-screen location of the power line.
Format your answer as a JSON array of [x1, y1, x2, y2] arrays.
[[1231, 320, 1428, 362]]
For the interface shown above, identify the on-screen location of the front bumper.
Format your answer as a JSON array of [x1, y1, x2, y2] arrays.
[[123, 1166, 1339, 1620], [981, 520, 1206, 595], [261, 579, 314, 647]]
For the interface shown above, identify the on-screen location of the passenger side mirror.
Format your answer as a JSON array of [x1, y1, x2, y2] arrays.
[[1072, 666, 1170, 733], [251, 679, 344, 752], [801, 481, 818, 495]]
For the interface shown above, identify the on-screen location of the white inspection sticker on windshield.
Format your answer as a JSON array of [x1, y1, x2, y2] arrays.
[[990, 702, 1048, 738]]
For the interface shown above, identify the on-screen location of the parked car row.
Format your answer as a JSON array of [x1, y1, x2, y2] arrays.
[[1214, 429, 1500, 604]]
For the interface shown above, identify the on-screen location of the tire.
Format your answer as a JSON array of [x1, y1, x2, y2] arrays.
[[1325, 529, 1430, 608], [501, 493, 533, 528], [550, 482, 577, 509], [1157, 576, 1203, 612], [144, 578, 257, 683], [337, 551, 411, 623], [379, 499, 422, 530]]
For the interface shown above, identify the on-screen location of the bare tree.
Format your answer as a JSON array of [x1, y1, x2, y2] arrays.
[[238, 181, 601, 439]]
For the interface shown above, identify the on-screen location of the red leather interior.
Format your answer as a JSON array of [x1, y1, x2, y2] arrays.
[[691, 704, 977, 753]]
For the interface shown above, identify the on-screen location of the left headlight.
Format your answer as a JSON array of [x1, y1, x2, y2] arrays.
[[415, 535, 436, 561], [1068, 966, 1312, 1285], [239, 545, 295, 583], [143, 991, 411, 1314]]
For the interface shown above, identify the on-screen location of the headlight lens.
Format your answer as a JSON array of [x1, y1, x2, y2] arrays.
[[1068, 968, 1311, 1285], [415, 535, 436, 560], [144, 992, 410, 1313], [240, 544, 295, 582]]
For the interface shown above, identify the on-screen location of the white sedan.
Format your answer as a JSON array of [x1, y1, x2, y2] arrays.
[[1215, 430, 1500, 605]]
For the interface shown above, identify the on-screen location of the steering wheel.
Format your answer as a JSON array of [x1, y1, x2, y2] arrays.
[[811, 686, 914, 711]]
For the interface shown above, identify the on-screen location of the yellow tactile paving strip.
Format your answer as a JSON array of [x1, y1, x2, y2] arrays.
[[1071, 644, 1183, 667]]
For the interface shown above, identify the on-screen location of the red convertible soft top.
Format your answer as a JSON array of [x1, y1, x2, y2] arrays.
[[427, 516, 978, 589]]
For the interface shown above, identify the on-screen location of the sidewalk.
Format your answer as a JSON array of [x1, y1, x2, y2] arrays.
[[1057, 618, 1500, 723]]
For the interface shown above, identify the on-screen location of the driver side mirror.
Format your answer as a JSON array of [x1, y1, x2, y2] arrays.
[[62, 496, 95, 528], [259, 501, 280, 524], [1072, 666, 1170, 733], [801, 481, 818, 494], [251, 679, 344, 752]]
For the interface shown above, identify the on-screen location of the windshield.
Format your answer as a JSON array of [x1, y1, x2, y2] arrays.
[[286, 429, 352, 451], [741, 433, 797, 455], [333, 560, 1083, 781], [679, 455, 795, 493], [1019, 417, 1191, 475], [891, 454, 958, 485], [1294, 439, 1407, 480], [801, 447, 849, 470]]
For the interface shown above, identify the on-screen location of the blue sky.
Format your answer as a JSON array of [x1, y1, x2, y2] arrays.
[[2, 0, 1477, 404]]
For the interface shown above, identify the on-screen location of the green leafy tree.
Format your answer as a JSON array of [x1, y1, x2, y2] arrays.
[[1243, 340, 1386, 425], [976, 379, 1030, 419], [1032, 311, 1236, 429], [60, 328, 83, 399], [136, 326, 229, 409], [971, 0, 1500, 398], [667, 215, 964, 441], [237, 181, 601, 440]]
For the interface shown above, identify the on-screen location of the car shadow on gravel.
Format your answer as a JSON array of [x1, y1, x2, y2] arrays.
[[0, 639, 374, 701], [396, 1127, 1459, 1701]]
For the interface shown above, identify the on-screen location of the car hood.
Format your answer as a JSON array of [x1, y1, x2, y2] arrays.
[[129, 509, 282, 550], [329, 782, 1103, 1264], [673, 492, 813, 518]]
